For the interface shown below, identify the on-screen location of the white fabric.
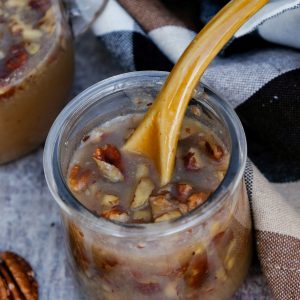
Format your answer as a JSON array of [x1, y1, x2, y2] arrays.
[[236, 0, 300, 37], [149, 26, 195, 63], [258, 7, 300, 49], [91, 0, 143, 36]]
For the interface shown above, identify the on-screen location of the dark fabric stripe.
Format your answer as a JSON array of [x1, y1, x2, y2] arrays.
[[100, 31, 173, 71], [132, 32, 173, 71], [236, 68, 300, 183]]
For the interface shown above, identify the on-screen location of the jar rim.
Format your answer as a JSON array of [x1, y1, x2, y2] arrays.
[[43, 71, 247, 239]]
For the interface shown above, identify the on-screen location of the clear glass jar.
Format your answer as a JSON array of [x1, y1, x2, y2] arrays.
[[0, 0, 106, 164], [44, 71, 251, 300]]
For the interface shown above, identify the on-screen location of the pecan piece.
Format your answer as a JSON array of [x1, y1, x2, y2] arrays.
[[92, 246, 118, 274], [93, 145, 124, 183], [68, 165, 91, 192], [100, 194, 119, 208], [178, 203, 188, 215], [157, 183, 174, 196], [205, 140, 224, 161], [68, 222, 89, 272], [0, 251, 38, 300], [183, 148, 204, 171], [5, 44, 28, 74], [154, 210, 182, 223], [101, 206, 129, 223], [149, 195, 177, 219], [177, 183, 193, 202], [93, 144, 122, 169], [187, 192, 209, 211], [132, 210, 152, 223], [131, 178, 154, 210], [184, 246, 208, 288]]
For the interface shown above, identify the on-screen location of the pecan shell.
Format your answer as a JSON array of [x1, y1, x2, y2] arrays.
[[0, 251, 38, 300]]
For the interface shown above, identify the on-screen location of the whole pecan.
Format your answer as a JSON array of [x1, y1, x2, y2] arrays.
[[0, 251, 38, 299]]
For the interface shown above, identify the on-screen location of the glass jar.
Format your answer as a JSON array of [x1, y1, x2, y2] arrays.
[[44, 71, 251, 300], [0, 0, 105, 164]]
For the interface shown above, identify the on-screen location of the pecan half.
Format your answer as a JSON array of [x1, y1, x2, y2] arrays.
[[183, 148, 204, 171], [187, 192, 209, 211], [93, 144, 122, 169], [93, 145, 124, 183], [0, 251, 38, 300], [0, 274, 9, 300]]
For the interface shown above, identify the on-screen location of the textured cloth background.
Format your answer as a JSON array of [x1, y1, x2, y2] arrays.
[[85, 0, 300, 298]]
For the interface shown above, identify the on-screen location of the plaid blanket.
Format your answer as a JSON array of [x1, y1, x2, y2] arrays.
[[77, 0, 300, 298]]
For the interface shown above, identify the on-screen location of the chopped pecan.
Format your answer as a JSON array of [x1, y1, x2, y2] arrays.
[[187, 192, 209, 211], [100, 194, 119, 208], [177, 183, 193, 201], [92, 246, 118, 274], [178, 203, 188, 215], [190, 105, 202, 117], [93, 145, 124, 183], [0, 251, 38, 300], [22, 29, 42, 41], [149, 195, 177, 219], [93, 144, 122, 169], [157, 183, 174, 196], [25, 42, 40, 55], [132, 210, 152, 223], [68, 165, 91, 192], [183, 148, 204, 171], [180, 118, 202, 140], [154, 210, 182, 223], [131, 178, 154, 210], [5, 44, 28, 74], [184, 246, 208, 288], [68, 222, 89, 271], [101, 206, 129, 223], [205, 140, 224, 161]]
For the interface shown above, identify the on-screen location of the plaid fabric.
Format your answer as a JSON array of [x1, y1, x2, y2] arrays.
[[81, 0, 300, 298]]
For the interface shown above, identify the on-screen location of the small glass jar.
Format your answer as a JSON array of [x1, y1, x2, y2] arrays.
[[0, 0, 106, 164], [44, 71, 251, 300]]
